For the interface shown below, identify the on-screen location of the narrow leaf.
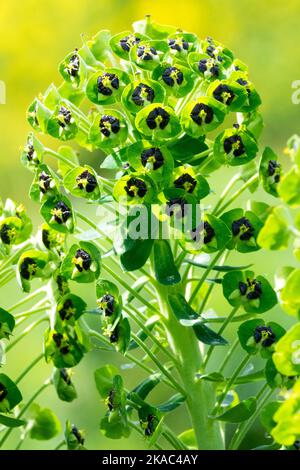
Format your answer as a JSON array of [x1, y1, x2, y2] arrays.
[[215, 397, 257, 423]]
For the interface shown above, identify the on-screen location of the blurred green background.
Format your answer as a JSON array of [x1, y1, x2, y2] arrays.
[[0, 0, 299, 450]]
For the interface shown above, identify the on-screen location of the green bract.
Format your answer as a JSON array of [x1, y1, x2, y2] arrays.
[[122, 79, 165, 114], [0, 308, 15, 340], [40, 195, 75, 233], [259, 147, 282, 197], [181, 96, 226, 137], [60, 241, 101, 283], [63, 165, 101, 201], [214, 125, 258, 166], [53, 368, 78, 402], [220, 208, 263, 252], [17, 249, 49, 292], [54, 294, 87, 329], [238, 319, 285, 358], [88, 109, 128, 150], [0, 374, 22, 413], [223, 270, 277, 313], [152, 62, 196, 98], [86, 68, 130, 105], [135, 103, 181, 141]]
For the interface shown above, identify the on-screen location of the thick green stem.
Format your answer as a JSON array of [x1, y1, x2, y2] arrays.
[[155, 283, 225, 450]]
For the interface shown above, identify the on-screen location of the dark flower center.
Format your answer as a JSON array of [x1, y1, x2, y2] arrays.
[[137, 45, 157, 61], [58, 106, 72, 128], [166, 197, 188, 219], [132, 83, 155, 106], [120, 34, 140, 52], [76, 170, 97, 193], [239, 278, 262, 300], [67, 52, 80, 77], [107, 389, 116, 411], [232, 217, 255, 241], [162, 66, 184, 87], [60, 368, 71, 385], [0, 383, 8, 402], [144, 414, 158, 436], [99, 115, 120, 137], [53, 333, 70, 355], [168, 37, 189, 52], [141, 148, 164, 170], [124, 177, 147, 198], [39, 171, 52, 194], [110, 326, 119, 343], [254, 325, 276, 347], [191, 221, 215, 244], [26, 143, 35, 161], [59, 299, 76, 321], [53, 332, 63, 348], [198, 58, 219, 77], [268, 160, 281, 183], [213, 84, 235, 105], [224, 135, 246, 157], [190, 103, 214, 126], [146, 107, 170, 130], [51, 201, 72, 224], [71, 425, 85, 445], [20, 257, 37, 280], [237, 77, 248, 87], [73, 248, 92, 272], [97, 73, 119, 96], [98, 294, 115, 316], [174, 173, 197, 193], [0, 224, 16, 245]]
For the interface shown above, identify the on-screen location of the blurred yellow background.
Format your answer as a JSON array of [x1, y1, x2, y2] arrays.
[[0, 0, 299, 450]]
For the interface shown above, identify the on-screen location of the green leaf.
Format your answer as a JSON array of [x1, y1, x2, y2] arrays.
[[260, 401, 281, 433], [168, 293, 227, 345], [257, 206, 290, 251], [29, 404, 61, 440], [157, 393, 186, 412], [94, 364, 119, 399], [0, 414, 25, 428], [278, 166, 300, 207], [184, 260, 253, 272], [131, 374, 161, 400], [178, 429, 197, 450], [153, 240, 181, 285], [120, 238, 154, 272], [273, 323, 300, 376], [215, 397, 257, 423]]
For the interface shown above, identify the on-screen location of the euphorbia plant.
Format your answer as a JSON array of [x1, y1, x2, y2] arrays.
[[0, 16, 300, 451]]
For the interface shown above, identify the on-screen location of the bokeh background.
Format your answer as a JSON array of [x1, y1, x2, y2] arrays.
[[0, 0, 299, 450]]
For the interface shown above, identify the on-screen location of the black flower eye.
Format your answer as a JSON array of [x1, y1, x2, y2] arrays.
[[254, 325, 276, 347], [168, 37, 189, 52], [53, 332, 63, 348], [232, 217, 255, 241], [120, 34, 140, 52], [60, 368, 71, 385], [141, 148, 164, 170], [206, 45, 216, 57], [76, 170, 97, 193], [107, 389, 116, 411], [72, 249, 92, 272], [110, 326, 119, 343], [224, 135, 245, 157], [71, 425, 85, 445], [67, 52, 80, 77], [39, 171, 52, 194], [268, 160, 281, 183], [239, 278, 262, 300], [198, 59, 219, 77], [97, 73, 119, 96], [124, 177, 147, 198], [26, 142, 35, 161], [58, 106, 72, 128], [162, 66, 184, 87], [137, 45, 157, 61], [0, 224, 16, 245], [174, 173, 197, 193], [190, 103, 214, 125], [146, 106, 170, 130], [59, 299, 76, 321], [237, 78, 248, 87], [51, 201, 72, 224], [144, 414, 157, 436], [20, 257, 37, 280], [166, 197, 188, 219], [99, 115, 120, 137], [213, 84, 235, 105], [0, 383, 8, 402], [132, 83, 155, 106], [191, 221, 215, 244], [98, 294, 115, 316]]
